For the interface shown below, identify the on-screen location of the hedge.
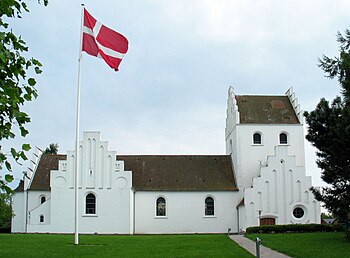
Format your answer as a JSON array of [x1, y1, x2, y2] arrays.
[[0, 227, 11, 233], [246, 223, 343, 234]]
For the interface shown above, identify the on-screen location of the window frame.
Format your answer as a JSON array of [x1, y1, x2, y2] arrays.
[[155, 196, 167, 217], [39, 194, 46, 205], [292, 206, 305, 219], [85, 192, 96, 215], [39, 215, 44, 223], [204, 196, 215, 216], [279, 132, 288, 145], [40, 196, 46, 204], [253, 132, 262, 145]]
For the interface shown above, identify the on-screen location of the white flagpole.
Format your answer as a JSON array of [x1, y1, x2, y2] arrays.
[[74, 3, 85, 245]]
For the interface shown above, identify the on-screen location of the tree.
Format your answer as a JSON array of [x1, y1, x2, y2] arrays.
[[304, 29, 350, 237], [43, 143, 59, 154], [321, 212, 334, 220], [0, 192, 13, 229], [0, 0, 48, 193]]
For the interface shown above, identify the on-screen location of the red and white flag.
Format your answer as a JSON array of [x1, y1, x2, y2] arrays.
[[82, 8, 129, 71]]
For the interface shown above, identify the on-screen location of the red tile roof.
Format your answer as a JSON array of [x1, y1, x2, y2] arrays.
[[29, 154, 67, 190], [236, 95, 299, 124], [119, 155, 238, 191]]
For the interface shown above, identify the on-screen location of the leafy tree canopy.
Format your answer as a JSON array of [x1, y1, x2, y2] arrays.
[[0, 0, 48, 193], [321, 212, 334, 220], [43, 143, 59, 154], [0, 191, 13, 228], [305, 29, 350, 224]]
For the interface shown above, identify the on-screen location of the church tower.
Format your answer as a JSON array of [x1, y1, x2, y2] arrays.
[[225, 87, 320, 229], [225, 86, 305, 190]]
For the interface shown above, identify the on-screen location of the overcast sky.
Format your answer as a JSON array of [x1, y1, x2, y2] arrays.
[[3, 0, 350, 188]]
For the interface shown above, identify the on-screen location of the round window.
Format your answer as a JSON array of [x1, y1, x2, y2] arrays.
[[293, 207, 305, 219]]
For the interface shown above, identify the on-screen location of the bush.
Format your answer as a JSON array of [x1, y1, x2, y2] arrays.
[[246, 224, 343, 234], [0, 227, 11, 233], [346, 224, 350, 240]]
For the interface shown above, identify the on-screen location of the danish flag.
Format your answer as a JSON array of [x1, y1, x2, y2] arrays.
[[82, 8, 129, 71]]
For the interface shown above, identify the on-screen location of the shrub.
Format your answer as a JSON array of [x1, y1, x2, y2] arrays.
[[246, 224, 343, 234]]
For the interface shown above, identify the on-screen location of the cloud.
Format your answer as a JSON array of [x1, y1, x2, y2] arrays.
[[5, 0, 350, 190], [156, 0, 350, 44]]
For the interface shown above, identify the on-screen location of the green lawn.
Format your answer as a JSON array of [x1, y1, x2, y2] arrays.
[[246, 232, 350, 258], [0, 234, 253, 258]]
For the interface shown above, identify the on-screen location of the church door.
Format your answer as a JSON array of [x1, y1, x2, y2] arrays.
[[260, 217, 276, 225]]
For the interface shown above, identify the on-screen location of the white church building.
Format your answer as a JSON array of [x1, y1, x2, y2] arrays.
[[11, 87, 321, 234]]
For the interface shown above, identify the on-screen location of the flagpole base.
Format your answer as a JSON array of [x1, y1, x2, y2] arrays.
[[74, 232, 79, 245]]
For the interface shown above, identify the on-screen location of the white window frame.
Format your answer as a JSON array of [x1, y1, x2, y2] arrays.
[[155, 195, 168, 219], [39, 194, 46, 205], [253, 132, 263, 145], [279, 132, 289, 145], [84, 192, 97, 216], [204, 195, 216, 218]]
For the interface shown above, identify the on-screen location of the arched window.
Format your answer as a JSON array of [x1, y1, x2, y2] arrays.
[[205, 197, 214, 216], [156, 197, 166, 216], [86, 193, 96, 214], [279, 133, 288, 144], [253, 133, 262, 144], [40, 215, 44, 223], [40, 196, 46, 204]]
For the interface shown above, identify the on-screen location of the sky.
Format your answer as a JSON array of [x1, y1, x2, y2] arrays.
[[3, 0, 350, 189]]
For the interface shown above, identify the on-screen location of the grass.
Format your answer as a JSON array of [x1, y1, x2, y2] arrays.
[[0, 234, 253, 258], [246, 232, 350, 258]]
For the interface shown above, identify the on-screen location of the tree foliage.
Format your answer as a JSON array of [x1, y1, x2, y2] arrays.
[[0, 0, 48, 193], [305, 30, 350, 225], [0, 192, 13, 228], [321, 212, 334, 220], [43, 143, 59, 154]]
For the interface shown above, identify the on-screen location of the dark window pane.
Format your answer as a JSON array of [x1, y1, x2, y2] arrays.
[[293, 207, 304, 218], [253, 133, 261, 144], [280, 133, 288, 144], [41, 196, 46, 204], [86, 193, 96, 214], [205, 197, 214, 216], [156, 197, 166, 216], [40, 215, 44, 223]]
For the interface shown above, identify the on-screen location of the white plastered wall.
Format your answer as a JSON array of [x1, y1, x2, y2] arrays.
[[232, 124, 305, 190], [11, 192, 26, 233], [134, 191, 240, 234], [26, 191, 51, 233]]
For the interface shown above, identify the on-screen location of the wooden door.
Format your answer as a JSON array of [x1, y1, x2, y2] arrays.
[[260, 217, 276, 225]]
